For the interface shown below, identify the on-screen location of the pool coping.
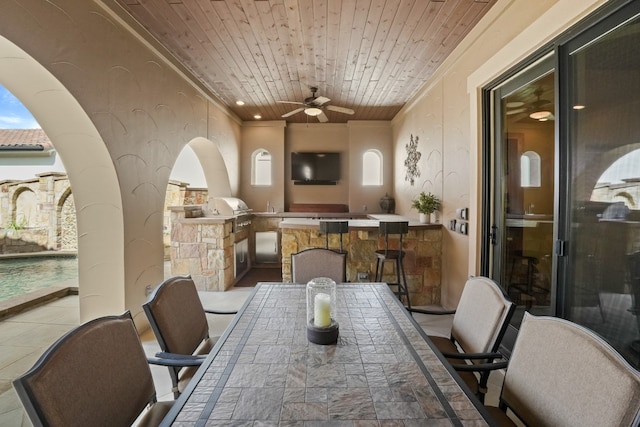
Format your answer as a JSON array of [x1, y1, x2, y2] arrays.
[[0, 250, 77, 260], [0, 251, 79, 320], [0, 286, 79, 320]]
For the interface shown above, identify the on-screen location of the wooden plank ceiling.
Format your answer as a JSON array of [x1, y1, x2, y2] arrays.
[[111, 0, 496, 123]]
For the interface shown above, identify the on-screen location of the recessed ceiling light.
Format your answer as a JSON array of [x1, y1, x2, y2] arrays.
[[236, 100, 245, 106], [253, 114, 262, 119], [573, 104, 585, 110], [506, 101, 524, 108]]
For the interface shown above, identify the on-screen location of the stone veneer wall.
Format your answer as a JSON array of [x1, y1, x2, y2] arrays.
[[0, 174, 196, 256], [0, 173, 75, 253], [0, 228, 49, 253], [169, 207, 235, 291], [281, 226, 442, 306]]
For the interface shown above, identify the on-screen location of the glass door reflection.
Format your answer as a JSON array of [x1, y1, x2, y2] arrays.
[[493, 61, 555, 321]]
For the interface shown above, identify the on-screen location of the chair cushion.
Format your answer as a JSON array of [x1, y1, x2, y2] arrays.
[[451, 277, 511, 355], [137, 400, 174, 427], [145, 277, 209, 356], [502, 313, 640, 426], [291, 248, 346, 283], [13, 313, 158, 427]]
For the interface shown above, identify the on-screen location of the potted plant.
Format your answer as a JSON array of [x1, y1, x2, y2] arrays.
[[411, 192, 439, 223]]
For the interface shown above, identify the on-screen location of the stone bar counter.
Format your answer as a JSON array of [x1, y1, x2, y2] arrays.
[[280, 215, 442, 306], [168, 205, 238, 292]]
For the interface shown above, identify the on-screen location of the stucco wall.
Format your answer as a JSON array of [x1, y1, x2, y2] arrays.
[[240, 121, 287, 213], [348, 121, 394, 215], [284, 123, 350, 208], [391, 0, 607, 308], [0, 0, 241, 326]]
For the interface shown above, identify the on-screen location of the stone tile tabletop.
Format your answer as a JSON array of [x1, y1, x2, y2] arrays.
[[162, 283, 492, 426]]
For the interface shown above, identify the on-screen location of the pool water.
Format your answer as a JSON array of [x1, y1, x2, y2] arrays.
[[0, 257, 78, 302]]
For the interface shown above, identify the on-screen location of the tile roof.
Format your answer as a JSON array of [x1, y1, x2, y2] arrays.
[[0, 129, 52, 151]]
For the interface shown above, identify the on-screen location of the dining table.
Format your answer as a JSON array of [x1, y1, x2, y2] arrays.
[[159, 282, 496, 426]]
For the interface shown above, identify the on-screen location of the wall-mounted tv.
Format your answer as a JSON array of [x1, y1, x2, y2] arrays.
[[291, 152, 340, 184]]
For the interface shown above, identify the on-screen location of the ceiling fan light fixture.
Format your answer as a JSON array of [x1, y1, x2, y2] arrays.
[[529, 110, 552, 120], [305, 107, 322, 116]]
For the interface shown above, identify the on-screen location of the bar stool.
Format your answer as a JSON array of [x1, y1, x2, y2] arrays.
[[319, 221, 349, 253], [374, 221, 410, 308], [507, 250, 539, 308]]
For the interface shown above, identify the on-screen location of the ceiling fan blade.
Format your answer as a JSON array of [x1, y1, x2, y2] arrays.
[[326, 105, 355, 115], [276, 100, 305, 105], [313, 96, 331, 106], [281, 107, 305, 118], [506, 107, 527, 115], [317, 111, 329, 123]]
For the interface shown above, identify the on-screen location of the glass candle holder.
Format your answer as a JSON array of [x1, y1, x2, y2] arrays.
[[306, 277, 339, 344]]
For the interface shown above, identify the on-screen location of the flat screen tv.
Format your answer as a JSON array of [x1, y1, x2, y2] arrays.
[[291, 152, 340, 184]]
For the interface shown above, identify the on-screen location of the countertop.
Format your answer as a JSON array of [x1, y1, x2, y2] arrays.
[[279, 215, 441, 229], [169, 206, 442, 228]]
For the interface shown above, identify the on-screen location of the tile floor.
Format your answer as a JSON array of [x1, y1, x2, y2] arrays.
[[0, 284, 504, 426], [0, 288, 253, 427]]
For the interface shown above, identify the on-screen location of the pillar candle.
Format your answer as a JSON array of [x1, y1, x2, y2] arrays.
[[314, 293, 331, 327]]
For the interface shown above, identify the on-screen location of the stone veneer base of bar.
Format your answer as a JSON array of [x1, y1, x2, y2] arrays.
[[280, 216, 442, 306]]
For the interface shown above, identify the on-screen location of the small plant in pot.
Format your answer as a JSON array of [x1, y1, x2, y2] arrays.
[[411, 192, 439, 224]]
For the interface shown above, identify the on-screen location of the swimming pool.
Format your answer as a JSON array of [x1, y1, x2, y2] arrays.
[[0, 256, 78, 302]]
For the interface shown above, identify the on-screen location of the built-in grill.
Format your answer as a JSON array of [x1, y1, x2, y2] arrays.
[[211, 197, 251, 216], [209, 197, 252, 232]]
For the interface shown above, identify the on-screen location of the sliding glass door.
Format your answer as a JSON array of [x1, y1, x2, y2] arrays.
[[561, 6, 640, 367], [485, 0, 640, 368], [490, 56, 556, 325]]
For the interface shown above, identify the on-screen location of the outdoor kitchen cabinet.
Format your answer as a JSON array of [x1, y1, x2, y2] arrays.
[[255, 231, 279, 263]]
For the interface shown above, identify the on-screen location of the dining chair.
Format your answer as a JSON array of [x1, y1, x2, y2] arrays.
[[143, 275, 237, 398], [13, 311, 173, 427], [486, 313, 640, 426], [291, 247, 347, 283], [409, 276, 515, 403]]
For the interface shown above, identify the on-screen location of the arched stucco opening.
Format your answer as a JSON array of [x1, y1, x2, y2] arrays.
[[57, 187, 77, 250], [12, 187, 36, 228], [164, 138, 232, 266], [187, 137, 232, 198], [577, 142, 640, 202], [0, 35, 125, 322]]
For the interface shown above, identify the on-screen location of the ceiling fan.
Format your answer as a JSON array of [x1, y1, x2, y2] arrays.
[[506, 87, 554, 120], [277, 87, 355, 122]]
